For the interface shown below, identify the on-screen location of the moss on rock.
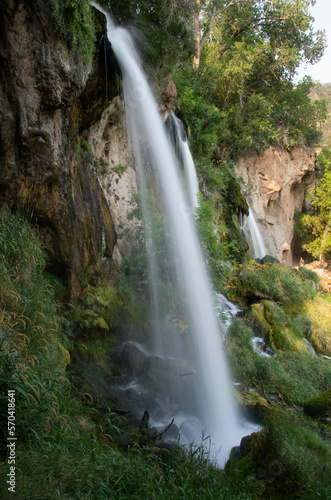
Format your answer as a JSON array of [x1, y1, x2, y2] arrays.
[[303, 389, 331, 419]]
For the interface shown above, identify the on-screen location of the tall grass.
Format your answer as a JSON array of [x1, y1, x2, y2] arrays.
[[229, 262, 318, 312], [0, 207, 259, 499], [251, 410, 331, 499], [1, 208, 329, 499]]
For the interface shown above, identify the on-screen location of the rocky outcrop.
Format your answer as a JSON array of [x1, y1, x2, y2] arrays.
[[0, 0, 117, 298], [235, 147, 316, 265], [86, 96, 139, 263]]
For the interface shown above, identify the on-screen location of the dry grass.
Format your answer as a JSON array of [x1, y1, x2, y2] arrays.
[[305, 293, 331, 356]]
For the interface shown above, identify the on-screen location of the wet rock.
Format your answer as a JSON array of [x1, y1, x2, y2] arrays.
[[112, 341, 148, 377]]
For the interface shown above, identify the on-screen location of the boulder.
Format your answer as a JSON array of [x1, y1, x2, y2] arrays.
[[303, 389, 331, 420]]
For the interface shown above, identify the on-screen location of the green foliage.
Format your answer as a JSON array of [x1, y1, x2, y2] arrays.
[[229, 261, 317, 312], [174, 67, 228, 160], [174, 1, 327, 161], [0, 206, 70, 451], [311, 83, 331, 146], [51, 0, 95, 63], [298, 146, 331, 259], [248, 300, 311, 353], [226, 318, 331, 405], [305, 292, 331, 356], [73, 266, 149, 347], [175, 66, 326, 160], [194, 195, 231, 288], [194, 162, 249, 270], [303, 389, 331, 420], [253, 410, 331, 499]]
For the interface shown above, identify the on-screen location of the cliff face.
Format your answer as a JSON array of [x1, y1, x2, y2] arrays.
[[0, 0, 178, 296], [0, 0, 118, 297], [235, 147, 316, 265]]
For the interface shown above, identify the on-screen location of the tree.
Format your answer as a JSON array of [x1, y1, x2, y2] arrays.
[[300, 147, 331, 261], [175, 1, 327, 159], [194, 0, 326, 70]]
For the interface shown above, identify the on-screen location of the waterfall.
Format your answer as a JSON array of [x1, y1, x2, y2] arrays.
[[246, 204, 267, 260], [166, 112, 200, 210], [92, 3, 242, 465]]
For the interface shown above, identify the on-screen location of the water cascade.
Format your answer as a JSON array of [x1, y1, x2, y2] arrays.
[[92, 2, 242, 465], [246, 204, 267, 260], [166, 112, 200, 210], [216, 293, 241, 332]]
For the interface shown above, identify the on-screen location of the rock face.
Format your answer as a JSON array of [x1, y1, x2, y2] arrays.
[[0, 0, 118, 298], [235, 147, 316, 265], [86, 97, 140, 263]]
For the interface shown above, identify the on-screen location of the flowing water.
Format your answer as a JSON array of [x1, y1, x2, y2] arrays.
[[92, 2, 243, 465], [246, 204, 267, 260], [166, 112, 200, 210]]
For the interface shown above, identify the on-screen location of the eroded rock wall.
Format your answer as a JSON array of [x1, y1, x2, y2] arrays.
[[235, 147, 316, 265], [0, 0, 118, 298]]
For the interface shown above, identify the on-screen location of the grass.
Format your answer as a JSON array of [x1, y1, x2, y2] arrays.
[[250, 409, 331, 499], [0, 207, 330, 499], [227, 318, 331, 405], [305, 293, 331, 355], [0, 207, 259, 499], [228, 261, 318, 312]]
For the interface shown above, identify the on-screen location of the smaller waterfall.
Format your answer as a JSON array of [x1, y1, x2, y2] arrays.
[[167, 112, 199, 210], [246, 205, 267, 260], [239, 210, 246, 238], [304, 338, 316, 356], [216, 293, 241, 332]]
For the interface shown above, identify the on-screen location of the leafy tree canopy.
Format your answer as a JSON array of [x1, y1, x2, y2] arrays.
[[174, 0, 327, 159]]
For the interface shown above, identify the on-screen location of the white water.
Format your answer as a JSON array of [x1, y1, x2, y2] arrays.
[[304, 338, 316, 356], [92, 3, 242, 465], [216, 293, 241, 332], [167, 112, 199, 210], [246, 204, 267, 260]]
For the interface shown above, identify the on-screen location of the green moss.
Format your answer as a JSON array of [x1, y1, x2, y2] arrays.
[[303, 389, 331, 419], [262, 301, 306, 353], [51, 0, 95, 64]]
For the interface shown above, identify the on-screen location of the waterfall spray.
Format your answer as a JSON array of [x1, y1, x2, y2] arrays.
[[92, 2, 242, 465]]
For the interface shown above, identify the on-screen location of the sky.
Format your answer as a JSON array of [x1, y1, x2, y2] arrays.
[[295, 0, 331, 84]]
